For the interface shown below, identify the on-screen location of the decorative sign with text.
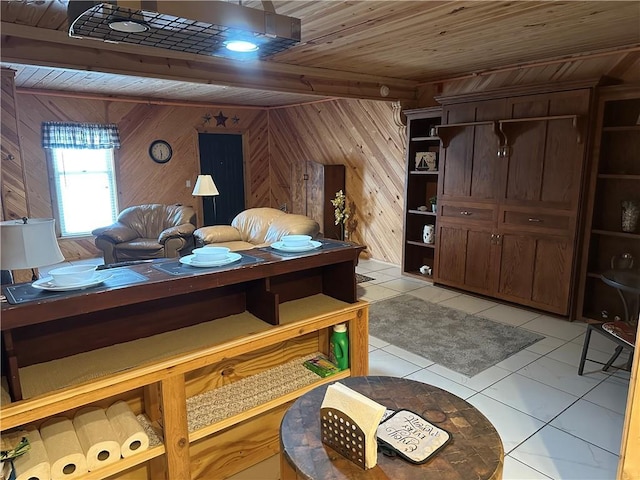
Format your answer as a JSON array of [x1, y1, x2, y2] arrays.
[[376, 409, 451, 464]]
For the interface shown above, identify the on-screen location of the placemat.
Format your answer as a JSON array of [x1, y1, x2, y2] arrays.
[[262, 239, 351, 258], [153, 252, 264, 276], [3, 269, 148, 305]]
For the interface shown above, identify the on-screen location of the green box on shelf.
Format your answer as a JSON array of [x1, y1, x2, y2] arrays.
[[303, 354, 341, 378]]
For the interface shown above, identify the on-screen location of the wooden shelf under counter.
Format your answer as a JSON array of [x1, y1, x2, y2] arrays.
[[1, 293, 370, 480]]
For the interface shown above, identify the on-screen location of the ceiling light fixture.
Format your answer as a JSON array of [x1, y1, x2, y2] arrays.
[[68, 1, 301, 60], [108, 20, 148, 33], [225, 40, 259, 53]]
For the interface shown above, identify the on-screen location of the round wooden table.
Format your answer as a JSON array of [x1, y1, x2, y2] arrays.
[[280, 376, 504, 480]]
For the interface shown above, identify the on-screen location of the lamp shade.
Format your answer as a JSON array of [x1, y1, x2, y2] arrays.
[[1, 218, 65, 270], [192, 175, 219, 196]]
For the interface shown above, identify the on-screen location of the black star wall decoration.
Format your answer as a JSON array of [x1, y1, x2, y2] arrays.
[[214, 111, 228, 127], [203, 112, 239, 127]]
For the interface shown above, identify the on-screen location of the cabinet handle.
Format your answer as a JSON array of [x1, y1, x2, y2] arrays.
[[528, 218, 542, 222], [460, 211, 472, 216]]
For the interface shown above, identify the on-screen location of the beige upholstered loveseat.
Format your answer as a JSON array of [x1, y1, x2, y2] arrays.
[[193, 207, 320, 251], [92, 204, 196, 264]]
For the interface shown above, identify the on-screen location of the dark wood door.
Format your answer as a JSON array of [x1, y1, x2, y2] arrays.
[[198, 133, 245, 225]]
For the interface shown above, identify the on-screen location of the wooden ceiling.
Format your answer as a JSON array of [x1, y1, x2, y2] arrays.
[[1, 1, 639, 106]]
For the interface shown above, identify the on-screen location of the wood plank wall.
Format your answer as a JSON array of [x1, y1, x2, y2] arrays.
[[1, 69, 32, 282], [12, 91, 269, 261], [269, 99, 405, 263], [1, 69, 29, 222]]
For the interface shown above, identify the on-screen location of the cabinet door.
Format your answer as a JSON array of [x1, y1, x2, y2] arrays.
[[440, 99, 505, 202], [501, 90, 590, 211], [496, 232, 572, 315], [435, 222, 496, 295], [291, 161, 345, 239]]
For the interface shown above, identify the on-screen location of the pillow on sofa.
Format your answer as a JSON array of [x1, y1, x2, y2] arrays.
[[195, 225, 242, 244]]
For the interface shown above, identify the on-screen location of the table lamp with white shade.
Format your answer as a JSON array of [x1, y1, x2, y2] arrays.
[[1, 217, 65, 283], [192, 174, 219, 225]]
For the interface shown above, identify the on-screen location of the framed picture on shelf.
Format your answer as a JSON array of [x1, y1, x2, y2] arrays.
[[415, 152, 437, 171]]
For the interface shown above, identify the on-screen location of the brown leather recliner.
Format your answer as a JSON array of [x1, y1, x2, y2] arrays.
[[92, 204, 196, 264]]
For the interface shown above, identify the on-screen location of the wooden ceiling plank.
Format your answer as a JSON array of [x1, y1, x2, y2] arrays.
[[0, 22, 417, 95], [1, 1, 638, 105]]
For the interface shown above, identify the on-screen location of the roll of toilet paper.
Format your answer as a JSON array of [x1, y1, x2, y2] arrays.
[[73, 406, 121, 471], [105, 401, 149, 458], [11, 426, 50, 480], [40, 417, 88, 480]]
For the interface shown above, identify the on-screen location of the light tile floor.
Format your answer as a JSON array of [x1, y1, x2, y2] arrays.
[[357, 258, 629, 480], [60, 257, 629, 479]]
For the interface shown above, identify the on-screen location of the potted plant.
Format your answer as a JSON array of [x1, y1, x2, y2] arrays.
[[429, 195, 437, 213]]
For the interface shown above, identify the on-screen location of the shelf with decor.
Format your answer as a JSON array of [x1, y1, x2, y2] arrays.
[[576, 84, 640, 323], [402, 107, 442, 280]]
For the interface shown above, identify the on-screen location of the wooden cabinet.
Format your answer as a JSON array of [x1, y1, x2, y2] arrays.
[[402, 107, 441, 279], [434, 86, 593, 315], [576, 84, 640, 322], [291, 160, 345, 240]]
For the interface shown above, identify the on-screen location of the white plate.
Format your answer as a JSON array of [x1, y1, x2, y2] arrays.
[[270, 240, 322, 252], [179, 252, 242, 268], [32, 272, 112, 291]]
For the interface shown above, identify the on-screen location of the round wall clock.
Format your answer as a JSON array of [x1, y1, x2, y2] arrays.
[[149, 140, 173, 163]]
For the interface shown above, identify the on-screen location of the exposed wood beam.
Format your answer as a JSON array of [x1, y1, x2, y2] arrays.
[[0, 22, 417, 102], [14, 86, 341, 110]]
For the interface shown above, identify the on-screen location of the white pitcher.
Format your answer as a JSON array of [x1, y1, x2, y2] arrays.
[[423, 224, 435, 244]]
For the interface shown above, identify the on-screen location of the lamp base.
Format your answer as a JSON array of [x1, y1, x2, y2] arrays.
[[0, 268, 37, 285], [1, 270, 13, 285]]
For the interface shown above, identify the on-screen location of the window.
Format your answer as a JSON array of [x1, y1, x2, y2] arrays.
[[49, 148, 119, 237], [42, 122, 121, 237]]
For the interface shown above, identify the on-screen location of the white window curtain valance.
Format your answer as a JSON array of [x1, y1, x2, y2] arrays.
[[42, 122, 121, 149]]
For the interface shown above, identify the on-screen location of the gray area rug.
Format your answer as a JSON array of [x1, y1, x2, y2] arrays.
[[369, 295, 544, 377]]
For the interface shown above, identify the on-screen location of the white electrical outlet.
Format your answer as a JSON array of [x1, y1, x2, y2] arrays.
[[186, 180, 191, 188]]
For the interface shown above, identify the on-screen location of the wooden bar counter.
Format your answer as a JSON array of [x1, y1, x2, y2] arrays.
[[2, 240, 363, 401], [0, 241, 370, 480]]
